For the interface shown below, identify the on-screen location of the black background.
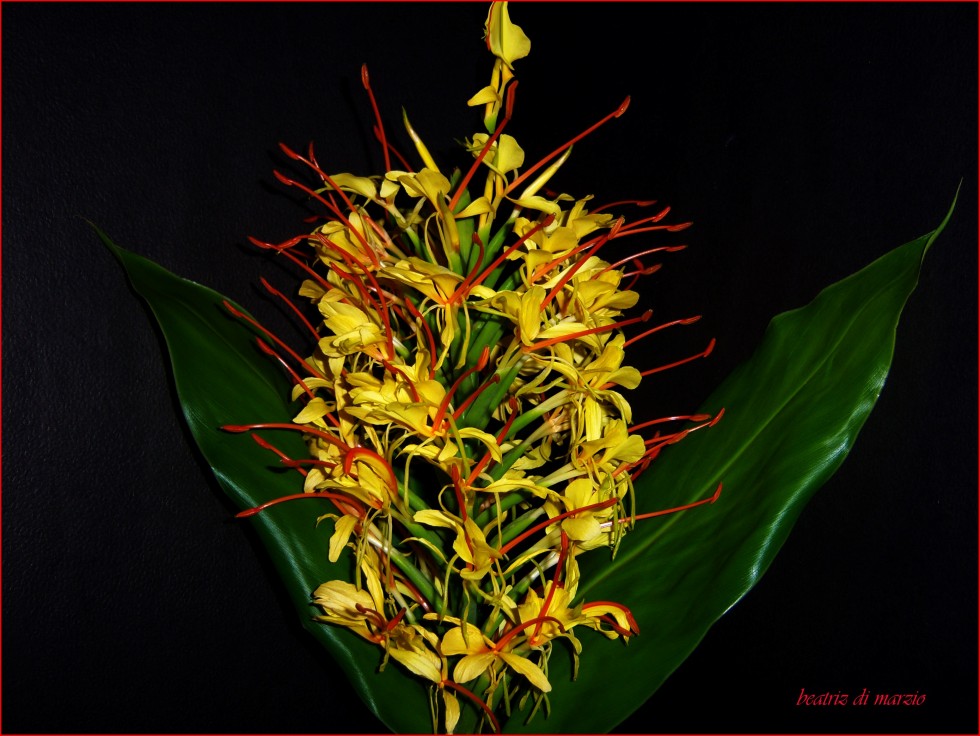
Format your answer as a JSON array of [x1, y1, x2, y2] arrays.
[[2, 2, 977, 734]]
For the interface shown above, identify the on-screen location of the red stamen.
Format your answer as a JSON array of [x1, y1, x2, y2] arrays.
[[639, 338, 716, 377], [629, 414, 713, 434], [448, 232, 486, 307], [440, 680, 500, 734], [465, 398, 519, 487], [235, 491, 365, 519], [448, 82, 516, 213], [506, 96, 630, 195], [609, 221, 692, 239], [525, 310, 652, 353], [466, 215, 554, 293], [361, 64, 391, 172], [260, 277, 321, 342], [595, 244, 687, 278], [620, 482, 722, 524], [249, 235, 333, 293], [393, 570, 432, 614], [379, 358, 422, 403], [492, 614, 565, 652], [327, 261, 395, 360], [622, 315, 701, 349], [615, 205, 673, 230], [431, 346, 490, 433], [622, 264, 664, 291], [343, 446, 399, 499], [451, 374, 500, 422], [249, 433, 308, 477], [498, 498, 619, 556], [222, 300, 327, 381], [254, 338, 316, 401], [581, 600, 639, 635], [540, 222, 622, 313], [222, 422, 350, 452], [530, 531, 569, 645], [590, 198, 658, 214], [449, 465, 471, 526], [384, 607, 408, 632], [275, 147, 381, 269]]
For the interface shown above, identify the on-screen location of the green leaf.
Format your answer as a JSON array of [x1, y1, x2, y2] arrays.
[[94, 225, 432, 734], [505, 196, 956, 733], [95, 181, 952, 735]]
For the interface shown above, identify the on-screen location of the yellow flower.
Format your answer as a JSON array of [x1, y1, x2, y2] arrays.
[[441, 621, 552, 693]]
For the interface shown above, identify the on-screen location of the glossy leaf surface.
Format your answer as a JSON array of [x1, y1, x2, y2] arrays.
[[511, 201, 954, 732], [98, 193, 950, 734], [96, 226, 432, 734]]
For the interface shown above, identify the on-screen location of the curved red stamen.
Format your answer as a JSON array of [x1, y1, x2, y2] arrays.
[[222, 422, 350, 452], [621, 315, 701, 350], [344, 446, 399, 498], [531, 531, 569, 645], [465, 397, 518, 487], [255, 338, 316, 401], [260, 277, 321, 342], [498, 497, 619, 556], [609, 221, 693, 239], [620, 482, 722, 524], [506, 96, 630, 195], [639, 337, 716, 377], [630, 414, 713, 434], [223, 300, 327, 381], [540, 222, 622, 313], [595, 244, 687, 278], [525, 310, 652, 353], [466, 215, 554, 292], [235, 491, 365, 519], [361, 64, 391, 172], [431, 346, 490, 433], [493, 614, 565, 652], [581, 600, 639, 635], [622, 263, 664, 291], [615, 205, 673, 230], [327, 261, 395, 361], [590, 198, 658, 214], [379, 358, 422, 403], [440, 680, 501, 734], [274, 149, 381, 269], [249, 433, 308, 477], [249, 235, 333, 293]]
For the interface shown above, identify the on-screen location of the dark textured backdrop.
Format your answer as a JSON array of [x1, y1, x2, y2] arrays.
[[3, 2, 977, 734]]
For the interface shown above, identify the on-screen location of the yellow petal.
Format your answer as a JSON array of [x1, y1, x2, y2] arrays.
[[443, 691, 461, 734], [389, 647, 442, 684], [328, 172, 378, 200], [467, 85, 500, 108], [499, 651, 551, 692], [292, 396, 329, 424], [441, 623, 488, 656], [453, 652, 496, 684], [328, 514, 358, 563], [485, 2, 531, 69]]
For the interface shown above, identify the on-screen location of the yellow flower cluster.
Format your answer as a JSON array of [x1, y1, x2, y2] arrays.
[[234, 3, 718, 732]]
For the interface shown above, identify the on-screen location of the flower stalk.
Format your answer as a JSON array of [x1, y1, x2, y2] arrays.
[[225, 3, 721, 732]]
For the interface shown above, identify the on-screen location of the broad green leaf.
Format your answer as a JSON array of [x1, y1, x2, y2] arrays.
[[95, 226, 432, 734], [97, 181, 952, 735], [503, 198, 956, 733]]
